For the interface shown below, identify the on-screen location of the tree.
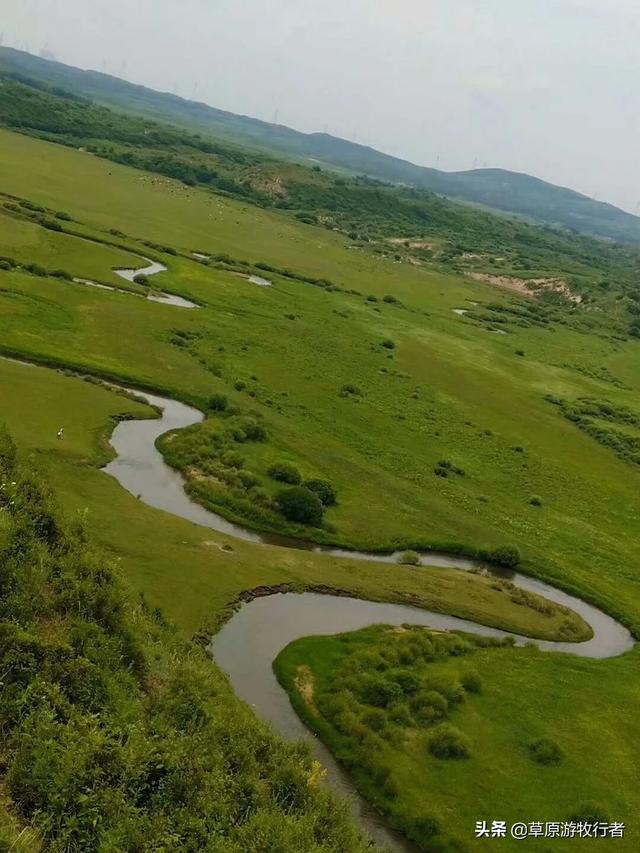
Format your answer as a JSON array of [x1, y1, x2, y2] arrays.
[[276, 487, 324, 525]]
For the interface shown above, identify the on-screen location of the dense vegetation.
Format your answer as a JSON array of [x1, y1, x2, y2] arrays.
[[2, 46, 640, 244], [276, 625, 640, 852], [0, 430, 369, 852]]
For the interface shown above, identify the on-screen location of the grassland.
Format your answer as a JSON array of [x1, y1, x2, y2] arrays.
[[276, 626, 640, 851], [1, 121, 639, 851], [0, 357, 582, 642], [0, 129, 640, 634]]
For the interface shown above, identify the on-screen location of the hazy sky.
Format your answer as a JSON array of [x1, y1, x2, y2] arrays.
[[3, 0, 638, 212]]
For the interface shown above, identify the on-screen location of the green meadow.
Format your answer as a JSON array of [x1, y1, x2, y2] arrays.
[[0, 122, 639, 851], [276, 626, 640, 851]]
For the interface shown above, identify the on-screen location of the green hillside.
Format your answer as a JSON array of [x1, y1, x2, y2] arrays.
[[1, 45, 639, 244], [0, 74, 639, 852]]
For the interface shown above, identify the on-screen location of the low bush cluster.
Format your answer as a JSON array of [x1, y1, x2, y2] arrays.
[[282, 627, 514, 850], [158, 410, 337, 532]]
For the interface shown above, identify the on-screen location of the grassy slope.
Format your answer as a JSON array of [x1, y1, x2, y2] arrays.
[[0, 207, 142, 285], [0, 357, 581, 642], [0, 438, 372, 853], [276, 627, 640, 852], [1, 122, 639, 853], [0, 130, 639, 633]]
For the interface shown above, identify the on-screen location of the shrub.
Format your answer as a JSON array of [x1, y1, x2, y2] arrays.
[[570, 802, 611, 824], [491, 546, 521, 568], [303, 479, 337, 506], [208, 393, 228, 412], [221, 450, 244, 469], [428, 724, 471, 759], [238, 470, 259, 489], [361, 707, 387, 732], [0, 259, 13, 271], [50, 269, 73, 281], [134, 274, 149, 285], [461, 671, 482, 694], [355, 674, 403, 708], [412, 690, 449, 723], [388, 704, 413, 727], [392, 670, 421, 695], [366, 295, 378, 302], [241, 418, 267, 441], [340, 383, 362, 397], [398, 550, 420, 566], [268, 462, 302, 485], [234, 380, 246, 391], [382, 294, 398, 304], [42, 219, 63, 232], [530, 495, 543, 507], [528, 737, 563, 765], [275, 487, 324, 525], [515, 349, 526, 356], [24, 263, 47, 277], [409, 814, 442, 842], [381, 339, 396, 350]]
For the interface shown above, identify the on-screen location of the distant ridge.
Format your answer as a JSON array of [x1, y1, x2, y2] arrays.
[[1, 45, 638, 245]]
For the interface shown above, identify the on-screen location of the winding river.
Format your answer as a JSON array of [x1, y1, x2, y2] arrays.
[[101, 389, 634, 850], [4, 257, 635, 850]]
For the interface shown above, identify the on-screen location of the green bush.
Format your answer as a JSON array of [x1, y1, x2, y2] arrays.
[[303, 479, 338, 506], [391, 670, 421, 695], [233, 418, 267, 442], [268, 463, 302, 485], [528, 737, 563, 765], [340, 383, 362, 397], [491, 546, 521, 568], [461, 671, 482, 694], [409, 813, 442, 842], [133, 274, 149, 285], [208, 393, 228, 412], [275, 487, 324, 525], [412, 690, 449, 723], [530, 495, 543, 507], [50, 269, 73, 281], [428, 724, 471, 759], [381, 339, 396, 350], [221, 450, 244, 469], [569, 801, 611, 824], [398, 550, 420, 566], [355, 674, 403, 708]]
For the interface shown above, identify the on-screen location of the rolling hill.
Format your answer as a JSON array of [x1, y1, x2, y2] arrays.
[[1, 45, 639, 245]]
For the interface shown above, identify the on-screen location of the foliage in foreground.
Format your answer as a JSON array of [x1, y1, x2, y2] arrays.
[[0, 428, 367, 852]]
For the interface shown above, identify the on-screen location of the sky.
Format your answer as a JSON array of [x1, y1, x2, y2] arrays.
[[2, 0, 638, 213]]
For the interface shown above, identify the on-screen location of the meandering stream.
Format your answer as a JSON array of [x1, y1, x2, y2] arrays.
[[3, 339, 634, 850], [101, 389, 634, 850]]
